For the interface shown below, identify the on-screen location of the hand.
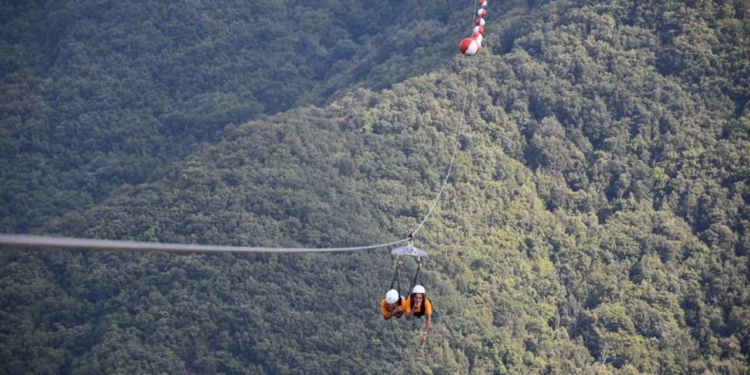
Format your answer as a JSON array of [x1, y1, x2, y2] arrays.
[[421, 332, 428, 343]]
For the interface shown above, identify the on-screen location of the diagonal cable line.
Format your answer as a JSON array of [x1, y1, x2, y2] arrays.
[[0, 2, 484, 255], [445, 0, 462, 31], [412, 73, 471, 236]]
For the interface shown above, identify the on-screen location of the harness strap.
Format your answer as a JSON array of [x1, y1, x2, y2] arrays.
[[408, 257, 422, 294], [389, 256, 403, 295]]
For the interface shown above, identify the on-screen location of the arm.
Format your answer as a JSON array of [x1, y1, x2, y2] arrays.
[[423, 314, 432, 335], [404, 297, 413, 320], [381, 300, 401, 320], [381, 300, 393, 320], [421, 300, 433, 343]]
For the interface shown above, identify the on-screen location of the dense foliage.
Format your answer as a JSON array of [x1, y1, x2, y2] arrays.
[[2, 0, 749, 374]]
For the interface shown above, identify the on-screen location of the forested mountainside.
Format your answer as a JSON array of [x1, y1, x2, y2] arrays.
[[2, 0, 750, 374]]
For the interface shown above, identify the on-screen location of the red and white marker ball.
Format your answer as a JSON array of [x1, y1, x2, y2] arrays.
[[460, 38, 481, 55]]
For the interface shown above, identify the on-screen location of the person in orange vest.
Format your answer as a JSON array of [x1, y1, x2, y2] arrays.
[[380, 289, 409, 320], [405, 285, 432, 343]]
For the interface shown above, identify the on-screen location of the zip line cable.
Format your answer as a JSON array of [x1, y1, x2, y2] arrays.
[[0, 78, 469, 255], [445, 0, 462, 31], [413, 0, 482, 236], [0, 234, 409, 254], [0, 75, 473, 254], [0, 77, 474, 255], [0, 6, 479, 255], [412, 75, 471, 236]]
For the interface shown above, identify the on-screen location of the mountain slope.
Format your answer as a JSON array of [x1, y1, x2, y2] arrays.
[[2, 0, 749, 374]]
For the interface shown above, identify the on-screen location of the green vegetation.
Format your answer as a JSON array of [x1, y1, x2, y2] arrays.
[[1, 0, 749, 374]]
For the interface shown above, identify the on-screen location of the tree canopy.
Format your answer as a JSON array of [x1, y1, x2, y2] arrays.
[[1, 0, 749, 374]]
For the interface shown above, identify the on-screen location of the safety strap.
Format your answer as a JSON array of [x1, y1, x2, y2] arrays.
[[389, 256, 403, 295], [408, 257, 422, 294]]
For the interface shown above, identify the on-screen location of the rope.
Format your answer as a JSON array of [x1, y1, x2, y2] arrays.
[[413, 0, 481, 236], [0, 3, 480, 256], [389, 257, 402, 293], [0, 234, 408, 254], [445, 0, 462, 31], [0, 79, 471, 254], [473, 0, 477, 26], [408, 260, 422, 293], [412, 74, 471, 236]]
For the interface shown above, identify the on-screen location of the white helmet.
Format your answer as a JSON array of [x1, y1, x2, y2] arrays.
[[412, 285, 426, 294], [385, 289, 400, 304]]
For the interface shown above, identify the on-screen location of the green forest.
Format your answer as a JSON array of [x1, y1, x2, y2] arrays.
[[1, 0, 749, 374]]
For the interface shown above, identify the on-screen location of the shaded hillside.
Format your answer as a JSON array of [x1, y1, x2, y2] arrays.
[[2, 0, 750, 374]]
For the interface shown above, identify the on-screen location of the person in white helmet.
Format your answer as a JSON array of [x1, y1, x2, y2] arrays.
[[405, 285, 432, 343], [380, 289, 409, 320]]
